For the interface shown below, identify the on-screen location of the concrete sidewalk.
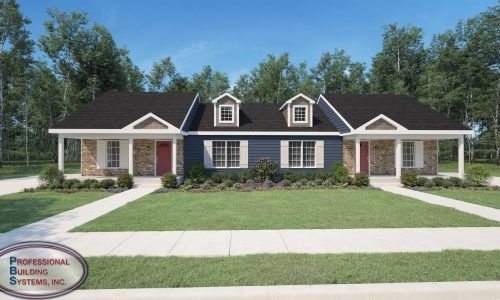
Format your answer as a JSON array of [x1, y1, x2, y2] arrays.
[[24, 227, 500, 257], [1, 281, 498, 300], [0, 186, 156, 248]]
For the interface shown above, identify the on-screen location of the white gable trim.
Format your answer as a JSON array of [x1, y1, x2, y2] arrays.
[[279, 93, 315, 110], [211, 92, 242, 104], [179, 93, 200, 131], [317, 95, 355, 131], [357, 114, 407, 132], [123, 112, 179, 131]]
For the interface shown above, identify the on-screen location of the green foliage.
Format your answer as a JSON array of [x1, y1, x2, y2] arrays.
[[424, 180, 436, 189], [314, 178, 324, 186], [161, 173, 177, 189], [447, 177, 462, 188], [332, 163, 349, 183], [222, 179, 234, 188], [465, 165, 490, 186], [187, 163, 207, 183], [282, 179, 292, 187], [252, 157, 279, 182], [442, 179, 454, 188], [63, 179, 81, 189], [39, 165, 64, 186], [117, 173, 134, 189], [210, 173, 222, 183], [203, 180, 214, 189], [353, 172, 369, 187], [400, 171, 418, 187], [222, 172, 239, 182], [82, 179, 99, 189], [99, 179, 116, 189], [432, 177, 445, 187], [416, 177, 429, 187], [323, 177, 335, 187]]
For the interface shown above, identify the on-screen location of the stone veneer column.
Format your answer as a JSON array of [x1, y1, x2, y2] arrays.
[[342, 140, 355, 175], [176, 139, 184, 177]]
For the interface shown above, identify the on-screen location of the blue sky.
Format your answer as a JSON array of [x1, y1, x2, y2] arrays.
[[19, 0, 496, 83]]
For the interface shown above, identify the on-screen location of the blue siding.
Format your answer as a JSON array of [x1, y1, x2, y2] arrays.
[[317, 98, 351, 133], [184, 135, 343, 173], [181, 97, 200, 132]]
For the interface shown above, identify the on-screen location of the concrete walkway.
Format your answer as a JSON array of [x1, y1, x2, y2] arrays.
[[0, 186, 156, 248], [372, 182, 500, 222], [1, 281, 498, 300], [0, 175, 39, 196], [11, 227, 500, 257]]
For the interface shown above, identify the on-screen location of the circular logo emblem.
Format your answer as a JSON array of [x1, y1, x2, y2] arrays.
[[0, 241, 87, 299]]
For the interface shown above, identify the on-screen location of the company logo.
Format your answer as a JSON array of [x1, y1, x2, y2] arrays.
[[0, 241, 87, 299]]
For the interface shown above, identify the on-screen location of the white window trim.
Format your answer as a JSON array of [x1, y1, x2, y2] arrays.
[[212, 140, 241, 169], [402, 141, 416, 168], [105, 140, 121, 169], [219, 105, 234, 123], [293, 105, 308, 123], [288, 140, 316, 168]]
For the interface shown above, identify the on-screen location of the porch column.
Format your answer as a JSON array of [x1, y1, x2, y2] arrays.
[[458, 135, 464, 178], [395, 137, 402, 178], [57, 135, 64, 173], [355, 136, 361, 173], [172, 138, 177, 175], [128, 138, 134, 175]]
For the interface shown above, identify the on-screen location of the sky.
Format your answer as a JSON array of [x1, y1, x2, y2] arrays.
[[19, 0, 496, 84]]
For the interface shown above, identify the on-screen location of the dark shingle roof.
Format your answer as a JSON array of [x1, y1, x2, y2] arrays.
[[189, 103, 338, 132], [52, 91, 197, 129], [321, 94, 469, 130]]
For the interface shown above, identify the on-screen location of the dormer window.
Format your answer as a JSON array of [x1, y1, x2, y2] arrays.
[[293, 105, 308, 123], [219, 105, 234, 123]]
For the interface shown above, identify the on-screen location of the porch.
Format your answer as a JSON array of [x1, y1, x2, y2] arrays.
[[55, 135, 184, 178], [344, 134, 466, 179]]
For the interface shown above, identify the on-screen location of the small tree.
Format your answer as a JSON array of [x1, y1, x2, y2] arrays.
[[252, 157, 279, 182]]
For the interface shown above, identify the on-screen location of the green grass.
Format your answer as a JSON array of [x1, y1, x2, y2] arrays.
[[0, 160, 80, 180], [0, 191, 111, 232], [428, 189, 500, 210], [74, 189, 499, 231], [438, 161, 500, 176], [81, 250, 500, 289]]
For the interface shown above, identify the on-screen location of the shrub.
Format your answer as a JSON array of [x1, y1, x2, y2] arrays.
[[336, 175, 352, 185], [233, 182, 244, 190], [262, 179, 273, 189], [252, 157, 279, 182], [82, 179, 99, 189], [117, 173, 134, 189], [182, 179, 196, 190], [296, 172, 309, 180], [203, 179, 214, 189], [465, 165, 490, 186], [400, 171, 417, 187], [187, 163, 207, 183], [39, 165, 64, 186], [314, 178, 324, 186], [432, 177, 445, 187], [106, 187, 128, 193], [63, 179, 81, 189], [314, 172, 329, 180], [424, 180, 436, 188], [240, 172, 253, 183], [100, 179, 116, 189], [461, 179, 475, 188], [48, 182, 63, 190], [210, 173, 222, 183], [275, 181, 284, 188], [307, 180, 316, 187], [416, 177, 429, 187], [281, 179, 292, 187], [223, 172, 240, 182], [323, 177, 335, 187], [152, 188, 171, 193], [442, 179, 454, 188], [332, 162, 348, 183], [353, 172, 369, 187], [447, 177, 462, 187], [246, 179, 256, 189], [222, 179, 234, 188], [161, 173, 177, 189], [298, 178, 308, 186]]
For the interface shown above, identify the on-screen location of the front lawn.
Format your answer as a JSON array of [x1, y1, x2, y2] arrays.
[[82, 250, 500, 289], [438, 161, 500, 176], [0, 191, 111, 232], [74, 189, 499, 231], [428, 189, 500, 210], [0, 160, 80, 180]]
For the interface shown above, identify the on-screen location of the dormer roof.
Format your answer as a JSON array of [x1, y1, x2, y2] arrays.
[[279, 93, 315, 110]]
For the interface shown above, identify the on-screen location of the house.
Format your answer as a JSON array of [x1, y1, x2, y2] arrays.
[[48, 91, 471, 179]]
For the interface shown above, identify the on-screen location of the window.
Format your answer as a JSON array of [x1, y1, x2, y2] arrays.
[[402, 141, 415, 167], [106, 140, 120, 168], [289, 141, 315, 167], [293, 105, 307, 123], [212, 141, 240, 168], [219, 105, 234, 123]]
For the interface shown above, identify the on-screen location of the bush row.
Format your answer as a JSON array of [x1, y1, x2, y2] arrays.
[[36, 165, 134, 191], [400, 165, 491, 189]]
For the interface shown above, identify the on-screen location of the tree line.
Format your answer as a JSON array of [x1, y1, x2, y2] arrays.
[[0, 0, 498, 166]]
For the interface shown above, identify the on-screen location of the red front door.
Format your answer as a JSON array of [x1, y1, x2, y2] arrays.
[[360, 141, 369, 174], [156, 141, 172, 176]]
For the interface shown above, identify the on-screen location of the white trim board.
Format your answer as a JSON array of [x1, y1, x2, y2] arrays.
[[179, 93, 200, 131], [211, 92, 242, 104], [187, 131, 340, 136], [317, 95, 355, 131], [279, 93, 315, 110], [122, 112, 179, 131]]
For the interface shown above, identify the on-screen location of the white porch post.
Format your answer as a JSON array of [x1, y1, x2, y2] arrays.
[[58, 135, 64, 173], [355, 136, 361, 173], [458, 135, 465, 178], [172, 137, 177, 175], [395, 137, 402, 178], [128, 138, 134, 175]]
